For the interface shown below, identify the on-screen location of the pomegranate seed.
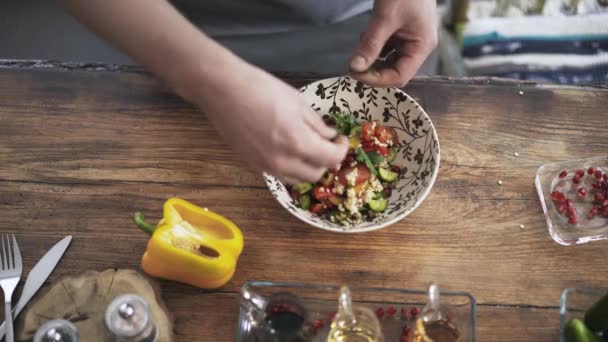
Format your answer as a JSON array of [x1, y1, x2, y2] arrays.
[[559, 170, 568, 179], [572, 176, 581, 184], [568, 215, 579, 224], [588, 207, 600, 219], [387, 306, 397, 316], [594, 193, 605, 202], [383, 187, 393, 198], [575, 169, 585, 177], [551, 191, 565, 202], [401, 307, 410, 320], [566, 199, 574, 209], [588, 167, 597, 175], [311, 319, 324, 331], [604, 173, 608, 182], [603, 200, 608, 208], [604, 207, 608, 216], [391, 165, 402, 174], [375, 307, 385, 319], [345, 155, 355, 164], [567, 207, 577, 218], [329, 311, 336, 321], [410, 307, 420, 317], [557, 203, 567, 213], [595, 170, 603, 180], [578, 188, 587, 197], [592, 182, 602, 190], [401, 335, 409, 342]]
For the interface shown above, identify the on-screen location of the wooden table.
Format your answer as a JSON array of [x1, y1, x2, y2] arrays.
[[1, 61, 607, 341]]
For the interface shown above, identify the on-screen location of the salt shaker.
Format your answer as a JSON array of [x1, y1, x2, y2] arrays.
[[33, 319, 79, 342], [105, 294, 158, 342]]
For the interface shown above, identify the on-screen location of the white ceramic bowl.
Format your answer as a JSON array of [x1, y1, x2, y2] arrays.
[[264, 76, 440, 233]]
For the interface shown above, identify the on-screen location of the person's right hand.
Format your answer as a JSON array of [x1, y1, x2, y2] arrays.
[[200, 65, 349, 184]]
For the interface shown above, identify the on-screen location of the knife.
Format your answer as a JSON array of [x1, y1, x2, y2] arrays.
[[0, 235, 72, 339]]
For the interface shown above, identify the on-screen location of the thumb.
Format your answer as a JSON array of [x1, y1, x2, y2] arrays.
[[350, 18, 394, 72]]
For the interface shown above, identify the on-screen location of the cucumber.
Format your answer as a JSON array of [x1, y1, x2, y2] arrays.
[[585, 291, 608, 333], [387, 147, 397, 162], [349, 125, 362, 137], [378, 168, 399, 182], [298, 194, 311, 210], [368, 198, 388, 212], [564, 318, 601, 342], [293, 182, 313, 194]]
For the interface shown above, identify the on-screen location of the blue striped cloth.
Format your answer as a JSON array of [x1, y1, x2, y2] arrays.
[[461, 13, 608, 84]]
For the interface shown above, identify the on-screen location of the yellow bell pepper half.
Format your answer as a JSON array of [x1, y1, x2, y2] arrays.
[[134, 198, 244, 289]]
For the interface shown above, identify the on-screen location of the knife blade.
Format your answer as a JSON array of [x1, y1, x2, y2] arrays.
[[0, 235, 72, 338]]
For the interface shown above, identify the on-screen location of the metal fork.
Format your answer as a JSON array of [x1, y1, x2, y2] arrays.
[[0, 235, 22, 342]]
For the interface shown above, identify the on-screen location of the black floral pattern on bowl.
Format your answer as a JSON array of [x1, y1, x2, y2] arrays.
[[265, 76, 440, 233]]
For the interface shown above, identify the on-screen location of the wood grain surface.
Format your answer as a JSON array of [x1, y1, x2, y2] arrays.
[[1, 66, 608, 341]]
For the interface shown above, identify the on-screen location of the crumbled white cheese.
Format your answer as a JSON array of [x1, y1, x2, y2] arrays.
[[350, 161, 357, 167], [345, 168, 358, 187], [372, 136, 388, 147], [369, 175, 384, 192], [338, 204, 345, 212], [333, 182, 345, 195], [344, 188, 359, 214], [319, 187, 325, 193], [364, 187, 375, 203], [371, 121, 377, 131], [379, 160, 389, 169], [387, 139, 394, 146]]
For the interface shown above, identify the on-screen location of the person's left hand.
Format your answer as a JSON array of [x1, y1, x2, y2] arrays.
[[349, 0, 438, 87]]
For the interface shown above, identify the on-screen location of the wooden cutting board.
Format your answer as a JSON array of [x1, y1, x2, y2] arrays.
[[15, 269, 174, 342]]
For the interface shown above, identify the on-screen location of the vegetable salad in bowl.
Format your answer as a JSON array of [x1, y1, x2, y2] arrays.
[[264, 76, 439, 233], [289, 113, 402, 226]]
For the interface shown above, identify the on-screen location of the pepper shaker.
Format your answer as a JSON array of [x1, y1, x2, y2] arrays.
[[105, 294, 158, 342], [33, 319, 79, 342]]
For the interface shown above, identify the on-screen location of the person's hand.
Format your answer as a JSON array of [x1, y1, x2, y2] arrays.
[[200, 64, 349, 184], [349, 0, 438, 87]]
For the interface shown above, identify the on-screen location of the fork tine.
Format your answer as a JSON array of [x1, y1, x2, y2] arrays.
[[12, 234, 21, 270], [1, 234, 6, 270], [6, 234, 13, 269]]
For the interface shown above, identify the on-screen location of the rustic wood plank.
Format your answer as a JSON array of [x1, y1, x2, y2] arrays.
[[0, 180, 605, 309]]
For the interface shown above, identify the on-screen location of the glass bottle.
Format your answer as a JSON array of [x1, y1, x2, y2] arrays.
[[411, 283, 461, 342], [33, 319, 79, 342], [327, 286, 384, 342], [105, 294, 158, 342]]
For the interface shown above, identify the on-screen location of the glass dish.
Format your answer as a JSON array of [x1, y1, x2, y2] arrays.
[[535, 156, 608, 245], [236, 281, 477, 341], [559, 288, 607, 342]]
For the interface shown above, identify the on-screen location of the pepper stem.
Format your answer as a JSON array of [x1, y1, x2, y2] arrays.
[[134, 212, 157, 235]]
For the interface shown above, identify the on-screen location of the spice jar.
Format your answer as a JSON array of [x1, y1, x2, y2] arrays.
[[105, 294, 158, 342]]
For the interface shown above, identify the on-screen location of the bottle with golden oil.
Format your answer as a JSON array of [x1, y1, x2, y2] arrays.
[[410, 283, 461, 342], [326, 286, 384, 342]]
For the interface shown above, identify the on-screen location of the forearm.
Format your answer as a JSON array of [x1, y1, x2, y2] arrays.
[[59, 0, 245, 107]]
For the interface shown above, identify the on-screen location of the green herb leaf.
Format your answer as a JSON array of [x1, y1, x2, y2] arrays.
[[355, 147, 378, 175], [330, 112, 356, 135], [366, 151, 384, 166]]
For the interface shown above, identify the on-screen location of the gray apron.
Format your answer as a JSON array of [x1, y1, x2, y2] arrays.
[[171, 0, 373, 73]]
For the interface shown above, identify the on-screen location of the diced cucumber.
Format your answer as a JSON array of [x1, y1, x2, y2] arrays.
[[564, 318, 601, 342], [378, 168, 399, 182], [349, 125, 362, 137], [366, 151, 385, 166], [387, 147, 397, 162], [293, 182, 313, 194], [298, 194, 311, 210], [368, 198, 388, 212]]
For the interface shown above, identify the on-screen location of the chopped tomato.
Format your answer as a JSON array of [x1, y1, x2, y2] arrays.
[[309, 203, 327, 215], [375, 126, 398, 145], [361, 122, 375, 142], [312, 186, 332, 200], [374, 145, 389, 156], [361, 140, 375, 153], [338, 164, 371, 186]]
